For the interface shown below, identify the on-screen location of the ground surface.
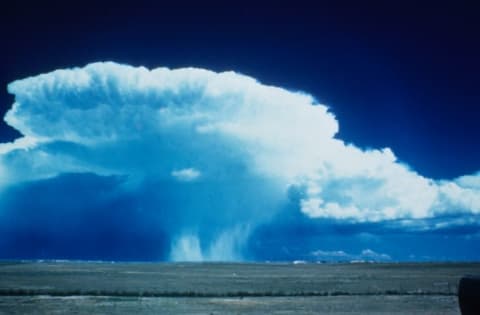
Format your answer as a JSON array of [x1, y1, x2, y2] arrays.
[[0, 261, 478, 314]]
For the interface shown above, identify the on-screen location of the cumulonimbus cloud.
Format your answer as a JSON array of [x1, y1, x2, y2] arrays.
[[1, 62, 479, 260]]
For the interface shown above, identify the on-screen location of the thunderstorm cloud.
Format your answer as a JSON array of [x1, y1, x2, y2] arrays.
[[0, 62, 479, 261]]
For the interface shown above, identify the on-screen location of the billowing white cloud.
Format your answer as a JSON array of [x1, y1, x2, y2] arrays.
[[360, 249, 391, 261], [311, 248, 391, 262], [1, 62, 479, 260], [310, 249, 349, 258], [171, 168, 201, 182]]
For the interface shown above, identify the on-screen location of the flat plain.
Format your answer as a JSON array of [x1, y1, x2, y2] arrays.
[[0, 261, 478, 314]]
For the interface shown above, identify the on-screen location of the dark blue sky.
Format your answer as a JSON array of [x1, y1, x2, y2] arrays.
[[1, 1, 478, 179], [0, 1, 479, 262]]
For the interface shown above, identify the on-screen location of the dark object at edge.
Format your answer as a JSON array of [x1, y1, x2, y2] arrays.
[[458, 275, 480, 315]]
